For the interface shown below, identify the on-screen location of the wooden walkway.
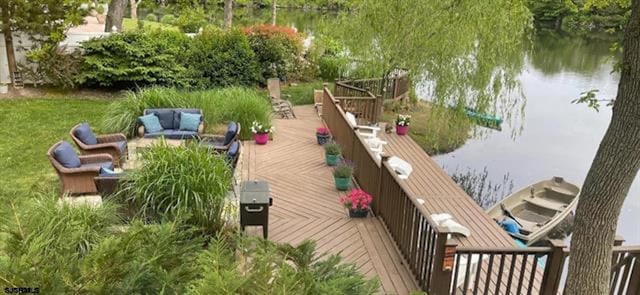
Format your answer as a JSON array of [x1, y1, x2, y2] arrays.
[[241, 106, 419, 294]]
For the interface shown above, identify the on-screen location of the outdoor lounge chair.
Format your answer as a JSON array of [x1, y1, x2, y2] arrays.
[[70, 123, 128, 168], [313, 89, 323, 113], [226, 140, 242, 169], [365, 137, 387, 159], [345, 112, 380, 139], [267, 78, 296, 119], [48, 141, 114, 195], [200, 122, 241, 152]]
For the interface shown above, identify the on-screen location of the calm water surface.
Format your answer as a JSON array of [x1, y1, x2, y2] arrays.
[[192, 8, 638, 244]]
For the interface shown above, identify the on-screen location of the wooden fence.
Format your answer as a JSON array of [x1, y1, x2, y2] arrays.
[[337, 71, 410, 101], [321, 86, 640, 295]]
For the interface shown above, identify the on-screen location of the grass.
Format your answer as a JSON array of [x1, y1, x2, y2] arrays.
[[382, 101, 471, 155], [0, 98, 112, 192], [122, 18, 179, 32], [281, 81, 325, 105]]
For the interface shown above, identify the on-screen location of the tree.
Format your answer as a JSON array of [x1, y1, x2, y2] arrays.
[[272, 0, 277, 25], [564, 0, 639, 293], [0, 0, 86, 85], [129, 0, 142, 20], [333, 0, 531, 127], [223, 0, 232, 29], [105, 0, 126, 32], [527, 0, 577, 30]]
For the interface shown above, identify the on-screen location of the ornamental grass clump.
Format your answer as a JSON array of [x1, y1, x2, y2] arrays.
[[118, 140, 233, 236], [324, 143, 341, 156], [333, 161, 353, 178]]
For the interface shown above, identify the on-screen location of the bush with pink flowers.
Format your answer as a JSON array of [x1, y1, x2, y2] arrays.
[[339, 189, 373, 212]]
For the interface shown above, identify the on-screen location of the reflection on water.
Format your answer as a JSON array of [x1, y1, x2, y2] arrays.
[[435, 32, 639, 244]]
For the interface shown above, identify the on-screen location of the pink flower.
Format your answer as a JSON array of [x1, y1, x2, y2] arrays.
[[340, 189, 373, 210]]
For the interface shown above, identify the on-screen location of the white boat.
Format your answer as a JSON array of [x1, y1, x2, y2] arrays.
[[487, 177, 580, 246]]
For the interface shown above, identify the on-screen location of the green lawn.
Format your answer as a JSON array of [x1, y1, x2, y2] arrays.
[[0, 98, 112, 192], [122, 18, 179, 32], [281, 81, 325, 105]]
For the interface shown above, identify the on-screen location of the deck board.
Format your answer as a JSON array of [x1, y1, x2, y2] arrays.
[[241, 105, 419, 294]]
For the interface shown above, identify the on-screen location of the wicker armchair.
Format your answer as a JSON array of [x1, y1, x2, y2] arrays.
[[48, 141, 114, 195], [70, 123, 128, 168]]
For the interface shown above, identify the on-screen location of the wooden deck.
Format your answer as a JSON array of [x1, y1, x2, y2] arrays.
[[379, 129, 516, 248], [241, 105, 420, 294]]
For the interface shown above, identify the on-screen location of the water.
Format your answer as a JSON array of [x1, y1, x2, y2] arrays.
[[151, 7, 638, 244], [433, 33, 640, 244]]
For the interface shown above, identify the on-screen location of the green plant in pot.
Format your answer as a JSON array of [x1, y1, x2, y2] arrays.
[[324, 143, 341, 166], [333, 161, 353, 191]]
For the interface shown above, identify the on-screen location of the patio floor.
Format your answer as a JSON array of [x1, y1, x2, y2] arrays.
[[241, 105, 419, 294]]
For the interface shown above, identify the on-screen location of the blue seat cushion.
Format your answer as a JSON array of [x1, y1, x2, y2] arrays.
[[226, 141, 240, 162], [179, 112, 202, 132], [74, 123, 98, 145], [223, 122, 238, 145], [145, 130, 198, 140], [147, 110, 175, 130], [53, 141, 81, 168], [99, 167, 118, 177], [139, 114, 164, 133], [114, 141, 127, 153]]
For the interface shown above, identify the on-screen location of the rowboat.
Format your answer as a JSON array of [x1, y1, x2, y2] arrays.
[[487, 177, 580, 246], [464, 107, 503, 130]]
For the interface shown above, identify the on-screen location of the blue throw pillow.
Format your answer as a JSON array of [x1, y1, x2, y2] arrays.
[[75, 123, 98, 145], [53, 141, 81, 168], [223, 122, 238, 145], [179, 112, 201, 132], [226, 141, 240, 162], [139, 114, 164, 133]]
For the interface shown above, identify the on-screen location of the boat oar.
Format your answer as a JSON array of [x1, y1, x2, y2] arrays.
[[501, 204, 524, 228]]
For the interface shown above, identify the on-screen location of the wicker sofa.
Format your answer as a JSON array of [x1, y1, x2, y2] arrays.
[[70, 123, 128, 168], [48, 141, 114, 195], [138, 108, 204, 139]]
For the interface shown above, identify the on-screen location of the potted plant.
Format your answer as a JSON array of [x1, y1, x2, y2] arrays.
[[339, 189, 373, 218], [333, 161, 353, 191], [316, 127, 330, 145], [251, 121, 274, 145], [395, 114, 411, 135], [324, 143, 341, 166]]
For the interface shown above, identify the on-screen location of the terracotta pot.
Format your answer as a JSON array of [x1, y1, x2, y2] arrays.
[[254, 133, 269, 145], [396, 125, 409, 135]]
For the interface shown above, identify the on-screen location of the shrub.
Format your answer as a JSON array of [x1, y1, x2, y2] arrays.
[[20, 44, 83, 88], [118, 141, 233, 236], [161, 14, 176, 25], [242, 24, 304, 82], [175, 7, 207, 33], [333, 161, 353, 178], [102, 87, 272, 139], [324, 143, 341, 155], [187, 28, 262, 88], [144, 13, 158, 22], [77, 30, 191, 87]]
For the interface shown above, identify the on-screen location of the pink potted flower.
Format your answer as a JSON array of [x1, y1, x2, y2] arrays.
[[339, 189, 373, 218], [251, 120, 274, 145], [316, 127, 330, 145], [395, 114, 411, 135]]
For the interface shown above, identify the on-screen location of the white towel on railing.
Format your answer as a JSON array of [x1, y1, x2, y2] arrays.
[[430, 213, 471, 238]]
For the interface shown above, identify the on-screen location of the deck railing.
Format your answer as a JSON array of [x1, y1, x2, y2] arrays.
[[337, 71, 410, 101], [333, 82, 383, 124], [321, 85, 640, 295]]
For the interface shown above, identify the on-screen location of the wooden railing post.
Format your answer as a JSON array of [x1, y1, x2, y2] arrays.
[[540, 239, 567, 295], [374, 155, 389, 215], [374, 95, 383, 123], [614, 235, 625, 246], [627, 254, 640, 295], [429, 232, 456, 295]]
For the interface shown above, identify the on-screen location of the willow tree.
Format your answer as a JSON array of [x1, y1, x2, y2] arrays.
[[334, 0, 531, 134]]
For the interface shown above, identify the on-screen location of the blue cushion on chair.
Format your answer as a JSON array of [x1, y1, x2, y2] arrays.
[[148, 110, 175, 130], [99, 167, 118, 177], [226, 141, 240, 162], [75, 123, 98, 145], [139, 114, 163, 133], [53, 141, 81, 168], [223, 122, 238, 145], [179, 112, 201, 132]]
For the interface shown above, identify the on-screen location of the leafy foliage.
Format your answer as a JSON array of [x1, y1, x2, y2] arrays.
[[102, 87, 272, 139], [19, 45, 83, 89], [324, 143, 341, 155], [243, 24, 305, 82], [77, 30, 192, 87], [118, 141, 233, 236], [187, 28, 263, 88], [175, 6, 208, 33], [333, 161, 354, 178]]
